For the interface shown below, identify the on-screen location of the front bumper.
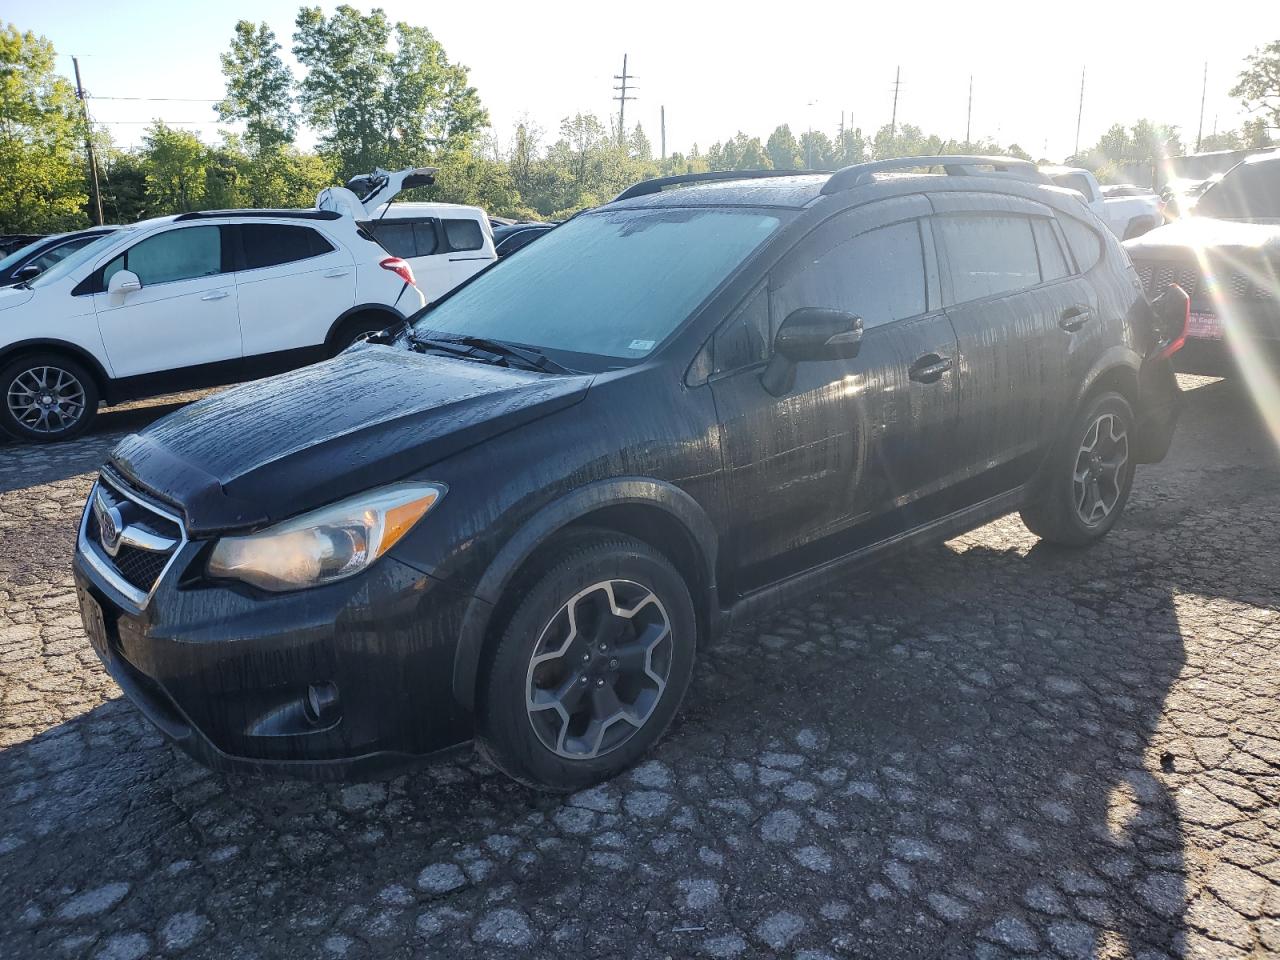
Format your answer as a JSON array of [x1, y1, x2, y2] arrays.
[[74, 540, 477, 781]]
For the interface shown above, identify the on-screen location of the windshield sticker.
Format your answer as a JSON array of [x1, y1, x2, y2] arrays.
[[628, 339, 656, 352]]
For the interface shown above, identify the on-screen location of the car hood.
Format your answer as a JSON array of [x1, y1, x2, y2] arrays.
[[0, 285, 34, 311], [1124, 217, 1280, 259], [110, 346, 592, 535]]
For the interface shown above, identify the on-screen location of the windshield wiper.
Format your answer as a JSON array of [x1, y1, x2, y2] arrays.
[[411, 332, 572, 374]]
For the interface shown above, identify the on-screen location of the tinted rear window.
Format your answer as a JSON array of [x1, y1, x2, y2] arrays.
[[936, 215, 1041, 303], [444, 218, 484, 252], [364, 220, 439, 258], [1196, 163, 1280, 220], [240, 224, 333, 270]]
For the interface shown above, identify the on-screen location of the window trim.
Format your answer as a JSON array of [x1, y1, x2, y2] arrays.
[[231, 222, 336, 274]]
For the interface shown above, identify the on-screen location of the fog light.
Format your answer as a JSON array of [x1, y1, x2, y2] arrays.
[[304, 682, 341, 727]]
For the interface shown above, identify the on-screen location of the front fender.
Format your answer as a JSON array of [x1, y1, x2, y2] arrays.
[[450, 476, 720, 712]]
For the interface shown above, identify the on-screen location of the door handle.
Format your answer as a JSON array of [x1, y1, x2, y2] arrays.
[[909, 354, 953, 383], [200, 290, 230, 301], [323, 268, 351, 278], [1059, 305, 1094, 332]]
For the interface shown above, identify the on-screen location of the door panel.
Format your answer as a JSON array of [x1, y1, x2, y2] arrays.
[[93, 225, 241, 378], [931, 201, 1074, 491], [710, 197, 960, 595], [234, 223, 355, 357]]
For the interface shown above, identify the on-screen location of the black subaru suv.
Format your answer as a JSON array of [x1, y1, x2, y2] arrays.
[[74, 156, 1186, 791]]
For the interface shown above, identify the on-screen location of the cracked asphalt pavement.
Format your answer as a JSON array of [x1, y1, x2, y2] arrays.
[[1, 376, 1278, 960]]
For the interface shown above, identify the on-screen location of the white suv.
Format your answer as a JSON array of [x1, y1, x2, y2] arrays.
[[0, 209, 424, 442]]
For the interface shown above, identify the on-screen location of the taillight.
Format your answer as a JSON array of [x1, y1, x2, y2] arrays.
[[380, 257, 416, 286], [1157, 282, 1190, 359]]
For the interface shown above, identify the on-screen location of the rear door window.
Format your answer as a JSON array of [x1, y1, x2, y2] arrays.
[[239, 224, 334, 270], [1058, 217, 1103, 274], [443, 218, 484, 252], [935, 215, 1041, 303], [1031, 218, 1071, 282], [364, 219, 439, 258]]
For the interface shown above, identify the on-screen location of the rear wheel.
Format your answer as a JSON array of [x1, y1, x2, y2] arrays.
[[0, 353, 99, 443], [1021, 391, 1135, 546], [331, 314, 393, 354], [477, 533, 697, 791]]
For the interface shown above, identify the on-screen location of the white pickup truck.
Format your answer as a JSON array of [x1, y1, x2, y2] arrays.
[[1042, 166, 1162, 240]]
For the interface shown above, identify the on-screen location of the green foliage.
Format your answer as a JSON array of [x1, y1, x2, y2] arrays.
[[766, 125, 801, 170], [292, 5, 487, 179], [215, 21, 296, 161], [707, 133, 771, 171], [139, 122, 207, 213], [1231, 40, 1280, 131], [0, 23, 89, 232]]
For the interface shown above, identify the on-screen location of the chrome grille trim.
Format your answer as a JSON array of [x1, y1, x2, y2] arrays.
[[78, 472, 189, 609]]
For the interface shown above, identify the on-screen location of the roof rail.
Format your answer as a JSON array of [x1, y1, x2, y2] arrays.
[[820, 155, 1045, 195], [173, 209, 344, 222], [614, 169, 827, 203]]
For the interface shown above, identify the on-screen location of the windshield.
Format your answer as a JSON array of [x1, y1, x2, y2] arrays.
[[1195, 162, 1280, 221], [412, 207, 783, 367], [29, 228, 133, 289], [0, 236, 59, 274]]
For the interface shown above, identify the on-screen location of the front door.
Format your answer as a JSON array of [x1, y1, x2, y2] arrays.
[[93, 225, 242, 379], [709, 196, 960, 595]]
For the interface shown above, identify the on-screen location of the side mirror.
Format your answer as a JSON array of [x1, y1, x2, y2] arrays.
[[107, 270, 141, 298], [14, 263, 41, 282], [762, 308, 863, 396]]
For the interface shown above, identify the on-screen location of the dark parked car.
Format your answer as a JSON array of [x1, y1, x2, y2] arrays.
[[74, 157, 1185, 790], [1127, 152, 1280, 376], [0, 227, 117, 287], [492, 221, 555, 258]]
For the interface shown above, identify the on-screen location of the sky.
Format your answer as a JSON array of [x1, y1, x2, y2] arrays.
[[11, 0, 1277, 162]]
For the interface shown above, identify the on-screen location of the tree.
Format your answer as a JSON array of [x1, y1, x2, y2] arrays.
[[215, 21, 296, 158], [798, 130, 834, 170], [833, 127, 867, 167], [766, 124, 801, 170], [707, 133, 771, 171], [293, 6, 487, 178], [140, 122, 207, 213], [1231, 40, 1280, 133], [630, 123, 652, 161], [0, 23, 88, 232]]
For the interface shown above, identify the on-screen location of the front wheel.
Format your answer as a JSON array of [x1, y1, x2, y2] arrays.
[[1021, 391, 1136, 546], [477, 533, 697, 792], [0, 354, 99, 443]]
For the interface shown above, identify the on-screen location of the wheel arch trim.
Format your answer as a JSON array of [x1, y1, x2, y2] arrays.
[[0, 338, 112, 396], [451, 477, 721, 712], [323, 303, 406, 348]]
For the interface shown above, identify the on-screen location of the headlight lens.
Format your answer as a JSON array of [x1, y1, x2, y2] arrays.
[[206, 482, 444, 591]]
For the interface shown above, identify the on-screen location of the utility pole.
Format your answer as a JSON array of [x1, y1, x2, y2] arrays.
[[890, 65, 901, 140], [613, 54, 636, 143], [72, 56, 104, 226], [660, 105, 666, 161], [1196, 61, 1208, 152], [1074, 66, 1086, 157], [966, 74, 973, 146]]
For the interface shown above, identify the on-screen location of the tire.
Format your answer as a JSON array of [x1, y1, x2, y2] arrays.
[[477, 533, 697, 792], [331, 315, 392, 354], [0, 353, 100, 443], [1021, 391, 1136, 547]]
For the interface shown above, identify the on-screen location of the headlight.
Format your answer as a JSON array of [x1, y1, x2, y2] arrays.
[[206, 482, 444, 592]]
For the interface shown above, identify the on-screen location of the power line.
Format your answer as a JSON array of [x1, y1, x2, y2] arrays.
[[88, 95, 221, 102]]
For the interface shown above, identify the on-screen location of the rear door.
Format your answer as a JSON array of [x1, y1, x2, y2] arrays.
[[931, 196, 1077, 493], [709, 196, 960, 593], [440, 217, 495, 291], [92, 224, 241, 378], [232, 222, 355, 358], [362, 217, 453, 301]]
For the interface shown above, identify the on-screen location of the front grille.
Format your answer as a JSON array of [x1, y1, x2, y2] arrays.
[[1135, 260, 1277, 307], [84, 474, 185, 601]]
